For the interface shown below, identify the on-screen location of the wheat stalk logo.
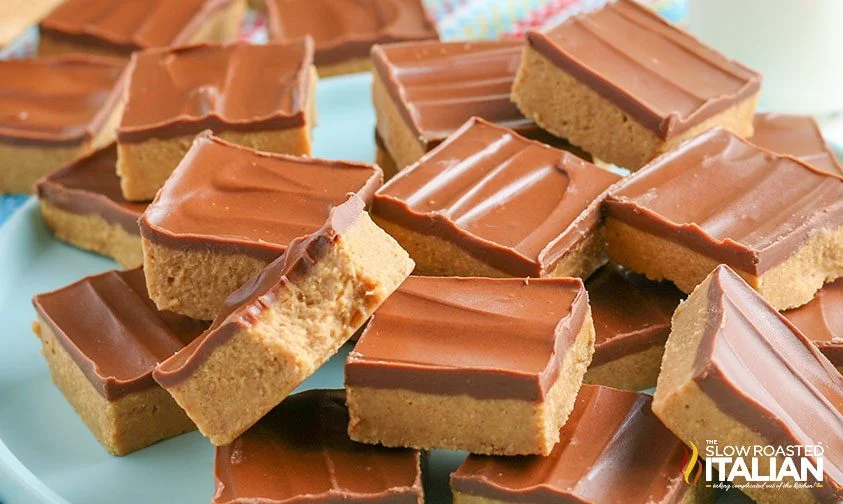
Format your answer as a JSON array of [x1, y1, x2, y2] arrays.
[[681, 441, 703, 485]]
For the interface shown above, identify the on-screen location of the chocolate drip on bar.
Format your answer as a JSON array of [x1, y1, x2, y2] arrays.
[[346, 276, 588, 401], [527, 0, 760, 139]]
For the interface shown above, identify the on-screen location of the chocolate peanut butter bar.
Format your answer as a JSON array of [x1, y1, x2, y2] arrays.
[[372, 40, 587, 171], [214, 390, 424, 504], [266, 0, 438, 77], [783, 278, 843, 373], [117, 40, 317, 201], [0, 55, 126, 194], [751, 113, 843, 175], [452, 385, 712, 504], [604, 127, 843, 310], [140, 132, 382, 321], [583, 264, 683, 391], [154, 196, 413, 446], [32, 268, 209, 455], [653, 265, 843, 504], [373, 117, 620, 278], [38, 0, 246, 58], [36, 145, 147, 268], [346, 276, 595, 456], [512, 0, 761, 170]]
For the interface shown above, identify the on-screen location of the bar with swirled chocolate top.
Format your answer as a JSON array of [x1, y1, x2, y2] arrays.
[[117, 40, 317, 201], [154, 196, 413, 445], [604, 127, 843, 311], [36, 145, 147, 267], [654, 265, 843, 504], [372, 40, 588, 171], [214, 390, 424, 504], [750, 113, 843, 176], [266, 0, 438, 77], [512, 0, 761, 170], [372, 117, 620, 278], [345, 276, 595, 456], [139, 132, 382, 321], [38, 0, 246, 58], [583, 264, 683, 391], [31, 268, 209, 455], [451, 385, 712, 504], [0, 55, 126, 194], [783, 278, 843, 373]]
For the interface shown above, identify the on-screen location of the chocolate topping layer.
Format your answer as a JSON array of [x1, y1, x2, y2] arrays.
[[373, 40, 546, 149], [605, 128, 843, 275], [140, 133, 382, 261], [0, 55, 125, 145], [153, 196, 366, 387], [526, 0, 761, 140], [695, 266, 843, 501], [36, 144, 146, 233], [750, 113, 843, 176], [118, 40, 314, 143], [784, 279, 843, 369], [373, 117, 619, 277], [214, 389, 423, 504], [40, 0, 237, 54], [32, 268, 209, 400], [345, 276, 588, 401], [267, 0, 438, 67], [587, 264, 682, 367], [452, 385, 688, 503]]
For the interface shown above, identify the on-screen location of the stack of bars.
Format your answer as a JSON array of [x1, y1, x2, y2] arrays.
[[5, 0, 841, 503]]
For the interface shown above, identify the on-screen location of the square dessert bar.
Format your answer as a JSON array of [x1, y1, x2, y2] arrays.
[[653, 265, 843, 504], [32, 268, 209, 455], [513, 0, 761, 170], [140, 132, 383, 321], [36, 145, 147, 268], [583, 264, 683, 391], [117, 40, 317, 201], [38, 0, 246, 58], [372, 40, 587, 171], [783, 278, 843, 373], [213, 390, 424, 504], [153, 196, 414, 446], [267, 0, 438, 77], [604, 128, 843, 310], [751, 112, 843, 175], [0, 0, 62, 49], [0, 55, 126, 194], [451, 385, 712, 504], [372, 117, 620, 278], [345, 276, 595, 456]]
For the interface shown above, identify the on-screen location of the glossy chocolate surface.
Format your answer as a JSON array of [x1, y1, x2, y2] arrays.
[[605, 128, 843, 275], [750, 113, 843, 176], [783, 278, 843, 369], [32, 268, 209, 400], [36, 144, 146, 233], [154, 196, 366, 387], [373, 118, 619, 277], [694, 266, 843, 501], [40, 0, 236, 54], [140, 133, 382, 261], [0, 55, 125, 145], [118, 40, 314, 143], [214, 390, 423, 504], [527, 0, 760, 140], [452, 385, 688, 503], [373, 40, 545, 149], [587, 264, 682, 366], [267, 0, 437, 67], [346, 276, 588, 401]]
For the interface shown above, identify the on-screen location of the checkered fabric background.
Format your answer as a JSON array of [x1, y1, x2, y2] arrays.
[[0, 0, 687, 226]]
